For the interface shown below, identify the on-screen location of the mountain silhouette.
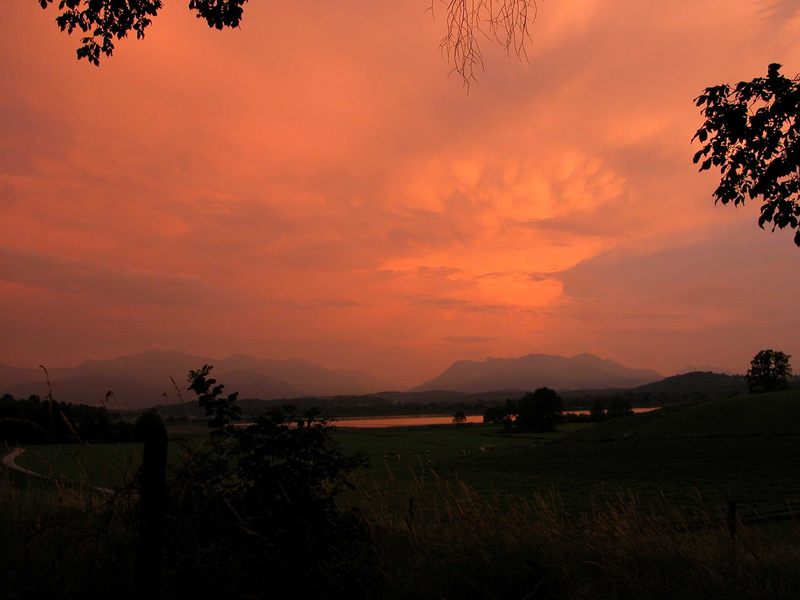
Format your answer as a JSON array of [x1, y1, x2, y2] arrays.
[[411, 352, 662, 393], [0, 350, 388, 408]]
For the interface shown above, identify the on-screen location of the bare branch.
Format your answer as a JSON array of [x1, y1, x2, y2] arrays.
[[436, 0, 537, 86]]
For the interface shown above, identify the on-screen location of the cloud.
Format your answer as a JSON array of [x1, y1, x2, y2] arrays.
[[442, 335, 495, 344], [1, 1, 800, 384], [0, 246, 213, 306]]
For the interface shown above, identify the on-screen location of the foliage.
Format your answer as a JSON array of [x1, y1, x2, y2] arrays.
[[38, 0, 536, 85], [693, 64, 800, 245], [590, 399, 606, 420], [37, 0, 246, 65], [164, 365, 373, 598], [452, 410, 467, 425], [187, 364, 241, 430], [516, 387, 563, 432], [360, 477, 800, 600], [607, 397, 633, 418], [132, 408, 164, 441], [482, 398, 519, 430], [0, 393, 131, 444], [746, 349, 792, 393]]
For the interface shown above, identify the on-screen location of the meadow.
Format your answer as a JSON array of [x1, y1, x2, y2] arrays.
[[3, 389, 800, 598], [13, 390, 800, 513]]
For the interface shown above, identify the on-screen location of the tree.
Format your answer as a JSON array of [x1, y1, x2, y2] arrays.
[[133, 407, 165, 441], [482, 405, 502, 424], [167, 365, 372, 597], [452, 409, 467, 425], [693, 64, 800, 246], [516, 387, 562, 432], [607, 397, 633, 418], [589, 399, 605, 420], [746, 349, 792, 393], [39, 0, 536, 84]]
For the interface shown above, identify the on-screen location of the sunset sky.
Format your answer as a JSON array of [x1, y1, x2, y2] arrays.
[[2, 1, 800, 387]]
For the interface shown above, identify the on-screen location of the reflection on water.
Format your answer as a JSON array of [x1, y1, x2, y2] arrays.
[[335, 407, 659, 429]]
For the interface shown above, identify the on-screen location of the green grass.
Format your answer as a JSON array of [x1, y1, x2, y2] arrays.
[[12, 390, 800, 516], [15, 443, 143, 488], [334, 422, 590, 477], [13, 424, 207, 488], [448, 390, 800, 512], [336, 390, 800, 518], [5, 391, 800, 598]]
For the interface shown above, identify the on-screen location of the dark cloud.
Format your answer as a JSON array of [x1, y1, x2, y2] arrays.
[[0, 247, 212, 306]]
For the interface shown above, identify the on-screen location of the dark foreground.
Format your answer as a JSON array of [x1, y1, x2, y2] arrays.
[[2, 390, 800, 599]]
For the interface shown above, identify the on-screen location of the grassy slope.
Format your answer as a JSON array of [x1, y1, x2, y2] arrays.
[[335, 422, 590, 477], [454, 390, 800, 511], [14, 390, 800, 513]]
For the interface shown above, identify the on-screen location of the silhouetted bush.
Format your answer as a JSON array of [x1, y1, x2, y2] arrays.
[[162, 365, 374, 599], [516, 387, 563, 432], [0, 393, 131, 444]]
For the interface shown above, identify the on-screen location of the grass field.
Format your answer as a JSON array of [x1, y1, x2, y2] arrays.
[[5, 390, 800, 598], [12, 389, 800, 517]]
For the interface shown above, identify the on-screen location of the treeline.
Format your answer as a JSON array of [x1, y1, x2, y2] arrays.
[[0, 393, 153, 444], [151, 373, 747, 423], [483, 392, 636, 429], [152, 395, 501, 422]]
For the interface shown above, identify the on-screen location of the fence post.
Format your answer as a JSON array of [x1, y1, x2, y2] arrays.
[[727, 499, 737, 544], [134, 424, 168, 598]]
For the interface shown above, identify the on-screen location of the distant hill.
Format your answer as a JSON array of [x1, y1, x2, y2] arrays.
[[0, 350, 388, 409], [411, 353, 662, 393], [632, 371, 747, 399], [572, 388, 800, 440]]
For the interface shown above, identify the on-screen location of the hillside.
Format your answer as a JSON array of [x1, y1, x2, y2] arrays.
[[454, 389, 800, 513], [412, 353, 662, 393], [572, 387, 800, 439], [631, 370, 747, 401], [561, 370, 747, 407]]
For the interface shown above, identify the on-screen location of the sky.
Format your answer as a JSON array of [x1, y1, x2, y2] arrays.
[[1, 0, 800, 387]]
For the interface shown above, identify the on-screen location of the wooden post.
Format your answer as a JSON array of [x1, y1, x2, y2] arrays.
[[727, 499, 737, 544], [134, 424, 168, 598]]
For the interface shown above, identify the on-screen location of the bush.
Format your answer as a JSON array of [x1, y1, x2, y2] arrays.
[[162, 365, 374, 599], [516, 388, 563, 432]]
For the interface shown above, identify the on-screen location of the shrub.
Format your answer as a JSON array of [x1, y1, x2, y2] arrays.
[[162, 365, 374, 599]]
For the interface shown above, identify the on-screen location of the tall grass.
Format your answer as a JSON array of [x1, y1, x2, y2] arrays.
[[0, 466, 138, 599], [3, 457, 800, 599], [351, 471, 800, 599]]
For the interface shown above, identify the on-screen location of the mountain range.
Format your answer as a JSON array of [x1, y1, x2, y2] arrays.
[[0, 350, 664, 409], [0, 351, 387, 409], [411, 353, 662, 393]]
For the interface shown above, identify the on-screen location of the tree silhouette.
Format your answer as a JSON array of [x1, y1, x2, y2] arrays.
[[169, 365, 371, 597], [39, 0, 536, 83], [452, 409, 467, 425], [693, 64, 800, 246], [746, 349, 792, 393], [516, 387, 562, 432]]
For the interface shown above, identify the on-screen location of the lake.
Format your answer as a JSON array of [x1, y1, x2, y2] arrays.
[[334, 407, 659, 428]]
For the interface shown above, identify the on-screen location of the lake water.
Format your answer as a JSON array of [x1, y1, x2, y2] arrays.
[[335, 407, 659, 429]]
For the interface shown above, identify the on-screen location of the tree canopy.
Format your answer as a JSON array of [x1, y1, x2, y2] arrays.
[[746, 349, 792, 393], [516, 387, 563, 432], [39, 0, 536, 84], [694, 64, 800, 246]]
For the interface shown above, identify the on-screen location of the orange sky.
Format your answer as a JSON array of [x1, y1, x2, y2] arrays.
[[2, 1, 800, 386]]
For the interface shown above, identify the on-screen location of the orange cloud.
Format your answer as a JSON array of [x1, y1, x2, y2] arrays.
[[1, 1, 800, 385]]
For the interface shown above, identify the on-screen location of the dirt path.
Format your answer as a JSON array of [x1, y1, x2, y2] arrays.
[[1, 446, 115, 495], [1, 447, 51, 479]]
